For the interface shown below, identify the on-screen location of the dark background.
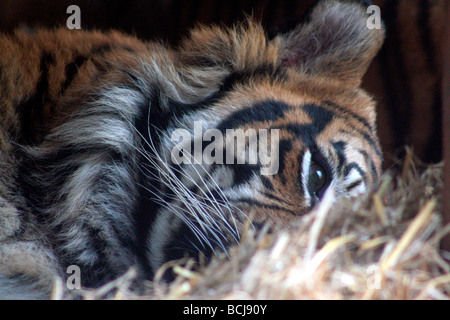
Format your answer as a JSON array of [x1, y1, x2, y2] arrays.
[[0, 0, 446, 169]]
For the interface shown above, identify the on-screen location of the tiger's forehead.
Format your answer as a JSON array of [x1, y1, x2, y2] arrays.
[[215, 76, 376, 123], [205, 80, 382, 180], [211, 80, 375, 131]]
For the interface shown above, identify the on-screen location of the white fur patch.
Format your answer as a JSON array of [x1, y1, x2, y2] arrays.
[[301, 150, 312, 206]]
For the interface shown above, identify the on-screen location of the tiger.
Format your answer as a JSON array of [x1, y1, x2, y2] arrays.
[[0, 0, 384, 299]]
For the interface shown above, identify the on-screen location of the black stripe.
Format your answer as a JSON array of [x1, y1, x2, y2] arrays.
[[358, 149, 378, 180], [324, 100, 374, 134], [53, 221, 117, 288], [217, 100, 291, 131], [60, 55, 89, 95], [331, 140, 347, 173], [261, 191, 295, 206], [162, 220, 217, 282], [18, 52, 54, 144], [303, 103, 335, 132], [261, 102, 380, 159], [277, 139, 293, 184], [340, 124, 382, 158], [280, 123, 316, 147], [370, 159, 378, 180], [81, 223, 117, 286], [165, 68, 246, 118], [276, 104, 334, 146], [236, 198, 299, 216], [346, 179, 363, 192], [323, 101, 381, 157], [134, 94, 169, 277], [219, 102, 334, 147], [360, 130, 382, 157], [231, 163, 260, 187], [260, 175, 275, 191], [59, 44, 117, 96], [343, 162, 367, 182], [220, 64, 285, 92], [164, 66, 285, 121]]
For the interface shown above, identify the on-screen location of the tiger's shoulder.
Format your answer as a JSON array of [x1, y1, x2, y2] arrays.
[[0, 28, 162, 145]]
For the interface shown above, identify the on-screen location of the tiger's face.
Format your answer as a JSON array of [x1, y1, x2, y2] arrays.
[[145, 0, 384, 274], [202, 80, 382, 221]]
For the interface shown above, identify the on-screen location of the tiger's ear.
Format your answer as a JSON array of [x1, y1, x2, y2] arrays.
[[275, 0, 385, 86]]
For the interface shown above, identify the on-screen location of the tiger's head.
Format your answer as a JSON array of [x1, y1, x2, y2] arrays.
[[144, 0, 384, 275]]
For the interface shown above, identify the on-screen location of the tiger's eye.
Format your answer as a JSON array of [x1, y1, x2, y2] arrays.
[[309, 162, 327, 196]]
